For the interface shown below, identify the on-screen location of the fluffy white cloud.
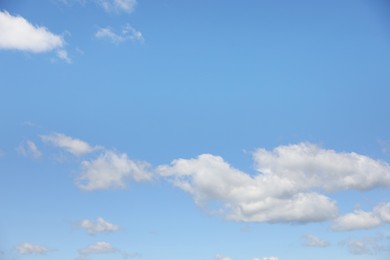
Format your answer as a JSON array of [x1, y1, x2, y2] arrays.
[[41, 133, 101, 156], [158, 153, 337, 223], [98, 0, 137, 13], [95, 25, 144, 44], [16, 243, 49, 255], [332, 210, 381, 231], [0, 11, 69, 61], [374, 203, 390, 223], [77, 150, 152, 191], [253, 143, 390, 191], [158, 143, 390, 223], [253, 257, 279, 260], [79, 217, 120, 235], [333, 202, 390, 231], [17, 140, 41, 159], [304, 234, 329, 247]]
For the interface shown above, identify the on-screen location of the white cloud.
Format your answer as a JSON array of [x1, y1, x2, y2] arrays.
[[253, 143, 390, 192], [79, 241, 116, 255], [79, 217, 120, 235], [78, 241, 135, 260], [304, 234, 329, 247], [98, 0, 137, 13], [16, 243, 49, 255], [215, 254, 233, 260], [0, 11, 69, 62], [253, 257, 279, 260], [76, 150, 152, 191], [158, 143, 390, 223], [17, 140, 42, 159], [332, 202, 390, 231], [41, 133, 101, 156], [158, 152, 337, 223], [332, 210, 381, 231], [374, 203, 390, 223], [95, 25, 144, 44]]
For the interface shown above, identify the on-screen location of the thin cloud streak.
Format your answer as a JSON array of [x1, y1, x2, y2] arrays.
[[95, 25, 144, 44]]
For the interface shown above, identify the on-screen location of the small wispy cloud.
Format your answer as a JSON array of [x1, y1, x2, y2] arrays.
[[41, 133, 102, 156], [77, 241, 136, 260], [0, 11, 70, 62], [253, 257, 279, 260], [79, 241, 116, 255], [215, 254, 233, 260], [378, 139, 390, 154], [341, 234, 390, 255], [16, 243, 50, 255], [98, 0, 137, 14], [57, 49, 71, 63], [17, 140, 42, 159], [304, 234, 329, 247], [78, 217, 120, 235], [95, 25, 144, 44]]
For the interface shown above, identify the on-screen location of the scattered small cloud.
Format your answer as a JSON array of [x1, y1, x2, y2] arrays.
[[304, 234, 329, 247], [79, 241, 116, 255], [345, 239, 373, 255], [76, 150, 152, 191], [17, 140, 42, 159], [77, 241, 135, 260], [16, 243, 50, 255], [378, 139, 390, 154], [0, 11, 69, 62], [56, 49, 71, 63], [78, 217, 120, 235], [342, 234, 390, 255], [215, 254, 233, 260], [41, 133, 102, 156], [95, 25, 144, 44], [253, 257, 279, 260], [98, 0, 137, 14]]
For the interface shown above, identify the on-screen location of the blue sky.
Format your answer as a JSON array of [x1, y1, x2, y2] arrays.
[[1, 0, 390, 259]]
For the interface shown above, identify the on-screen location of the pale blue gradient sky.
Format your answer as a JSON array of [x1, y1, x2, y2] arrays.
[[1, 0, 390, 259]]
